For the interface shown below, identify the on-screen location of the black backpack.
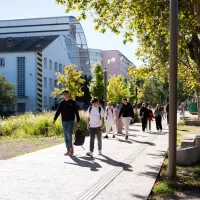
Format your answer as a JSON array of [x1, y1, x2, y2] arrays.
[[74, 129, 85, 146]]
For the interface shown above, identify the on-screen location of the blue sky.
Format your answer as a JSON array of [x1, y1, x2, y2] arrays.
[[0, 0, 143, 66]]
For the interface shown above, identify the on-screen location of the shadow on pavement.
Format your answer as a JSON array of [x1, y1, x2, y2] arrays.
[[128, 138, 156, 146], [64, 156, 102, 172], [117, 138, 133, 144], [138, 171, 158, 178], [81, 155, 133, 172], [132, 194, 146, 199]]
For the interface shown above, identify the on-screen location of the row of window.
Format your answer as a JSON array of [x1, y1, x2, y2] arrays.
[[89, 51, 103, 57], [43, 77, 63, 89], [43, 58, 64, 73]]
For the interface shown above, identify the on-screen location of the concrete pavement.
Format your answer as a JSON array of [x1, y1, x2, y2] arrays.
[[0, 120, 169, 200]]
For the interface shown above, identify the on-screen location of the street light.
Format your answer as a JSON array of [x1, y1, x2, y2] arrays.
[[104, 67, 108, 109], [168, 0, 178, 180]]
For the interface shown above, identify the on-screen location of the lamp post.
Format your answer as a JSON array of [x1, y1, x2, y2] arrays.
[[135, 85, 138, 112], [169, 0, 178, 180], [104, 67, 107, 109]]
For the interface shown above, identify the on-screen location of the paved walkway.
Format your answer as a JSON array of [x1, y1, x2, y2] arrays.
[[0, 120, 169, 200]]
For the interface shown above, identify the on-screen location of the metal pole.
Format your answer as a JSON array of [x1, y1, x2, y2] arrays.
[[169, 0, 178, 180], [104, 68, 107, 109], [135, 86, 138, 113]]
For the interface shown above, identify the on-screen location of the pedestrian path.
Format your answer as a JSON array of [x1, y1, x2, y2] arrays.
[[0, 121, 169, 200]]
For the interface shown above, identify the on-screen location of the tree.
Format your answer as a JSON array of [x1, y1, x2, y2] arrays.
[[52, 65, 85, 99], [0, 75, 16, 113], [89, 64, 104, 100], [107, 75, 128, 102], [142, 77, 167, 106], [56, 0, 200, 118]]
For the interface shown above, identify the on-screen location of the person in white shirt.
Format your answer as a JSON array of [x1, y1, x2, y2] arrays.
[[104, 102, 116, 139], [86, 98, 104, 157]]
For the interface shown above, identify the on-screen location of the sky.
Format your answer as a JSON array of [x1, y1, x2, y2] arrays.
[[0, 0, 143, 67]]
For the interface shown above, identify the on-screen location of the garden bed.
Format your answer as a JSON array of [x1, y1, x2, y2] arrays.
[[148, 124, 200, 200]]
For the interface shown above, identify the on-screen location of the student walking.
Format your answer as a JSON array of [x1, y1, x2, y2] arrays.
[[86, 98, 104, 157], [119, 98, 134, 140], [147, 105, 154, 132], [154, 104, 164, 132], [53, 90, 80, 156], [166, 103, 169, 125], [140, 103, 149, 132], [114, 104, 123, 134], [104, 102, 116, 138]]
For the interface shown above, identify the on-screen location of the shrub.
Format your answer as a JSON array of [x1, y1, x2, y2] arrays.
[[0, 112, 88, 138]]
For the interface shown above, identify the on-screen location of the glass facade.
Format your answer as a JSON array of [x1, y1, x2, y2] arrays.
[[17, 57, 25, 96], [60, 16, 91, 77]]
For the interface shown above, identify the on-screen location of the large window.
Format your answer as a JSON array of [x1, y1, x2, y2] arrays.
[[0, 58, 5, 67], [54, 62, 58, 72], [59, 64, 62, 73], [44, 77, 47, 88], [54, 80, 57, 87], [49, 60, 52, 70], [44, 58, 47, 69], [49, 78, 52, 89], [44, 96, 47, 107], [17, 57, 25, 96]]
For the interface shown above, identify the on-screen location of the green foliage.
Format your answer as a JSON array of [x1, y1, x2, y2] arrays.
[[0, 112, 88, 138], [0, 75, 17, 112], [107, 75, 128, 102], [89, 64, 104, 100], [142, 77, 167, 105], [57, 0, 200, 116], [127, 80, 136, 104], [52, 65, 85, 99], [153, 181, 175, 197]]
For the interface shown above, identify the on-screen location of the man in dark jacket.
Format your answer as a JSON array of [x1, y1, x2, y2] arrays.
[[140, 103, 149, 132], [119, 98, 134, 140], [53, 90, 80, 156]]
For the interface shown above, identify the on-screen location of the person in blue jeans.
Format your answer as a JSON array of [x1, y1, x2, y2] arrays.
[[53, 90, 80, 156]]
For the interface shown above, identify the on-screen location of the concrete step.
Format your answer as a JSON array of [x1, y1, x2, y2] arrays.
[[177, 146, 200, 166]]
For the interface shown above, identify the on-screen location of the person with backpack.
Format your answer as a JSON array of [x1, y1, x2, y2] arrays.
[[53, 90, 80, 156], [119, 98, 134, 140], [104, 102, 116, 139], [86, 98, 104, 157], [154, 104, 164, 132], [140, 103, 149, 132], [147, 105, 154, 132]]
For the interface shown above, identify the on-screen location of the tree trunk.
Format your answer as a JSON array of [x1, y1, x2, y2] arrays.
[[197, 65, 200, 120]]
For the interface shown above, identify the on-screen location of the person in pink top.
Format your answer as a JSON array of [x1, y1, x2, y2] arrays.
[[114, 104, 123, 135]]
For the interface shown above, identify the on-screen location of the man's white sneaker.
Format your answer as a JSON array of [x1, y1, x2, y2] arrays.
[[86, 152, 93, 157], [98, 150, 102, 155]]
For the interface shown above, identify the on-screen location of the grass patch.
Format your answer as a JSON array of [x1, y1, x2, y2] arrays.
[[0, 136, 64, 160], [0, 111, 88, 139], [153, 180, 175, 197]]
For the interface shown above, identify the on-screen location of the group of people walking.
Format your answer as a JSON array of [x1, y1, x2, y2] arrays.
[[53, 90, 168, 157], [140, 103, 167, 133]]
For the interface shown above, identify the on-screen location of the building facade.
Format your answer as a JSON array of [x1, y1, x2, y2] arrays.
[[0, 16, 90, 113], [89, 49, 134, 79], [89, 48, 103, 77], [102, 50, 134, 79]]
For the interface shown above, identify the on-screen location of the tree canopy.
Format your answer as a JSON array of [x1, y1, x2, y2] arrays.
[[107, 75, 128, 102], [52, 65, 85, 99], [0, 75, 16, 113], [89, 64, 104, 100], [57, 0, 200, 117]]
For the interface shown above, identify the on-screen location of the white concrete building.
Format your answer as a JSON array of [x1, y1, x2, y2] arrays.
[[0, 16, 90, 112]]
